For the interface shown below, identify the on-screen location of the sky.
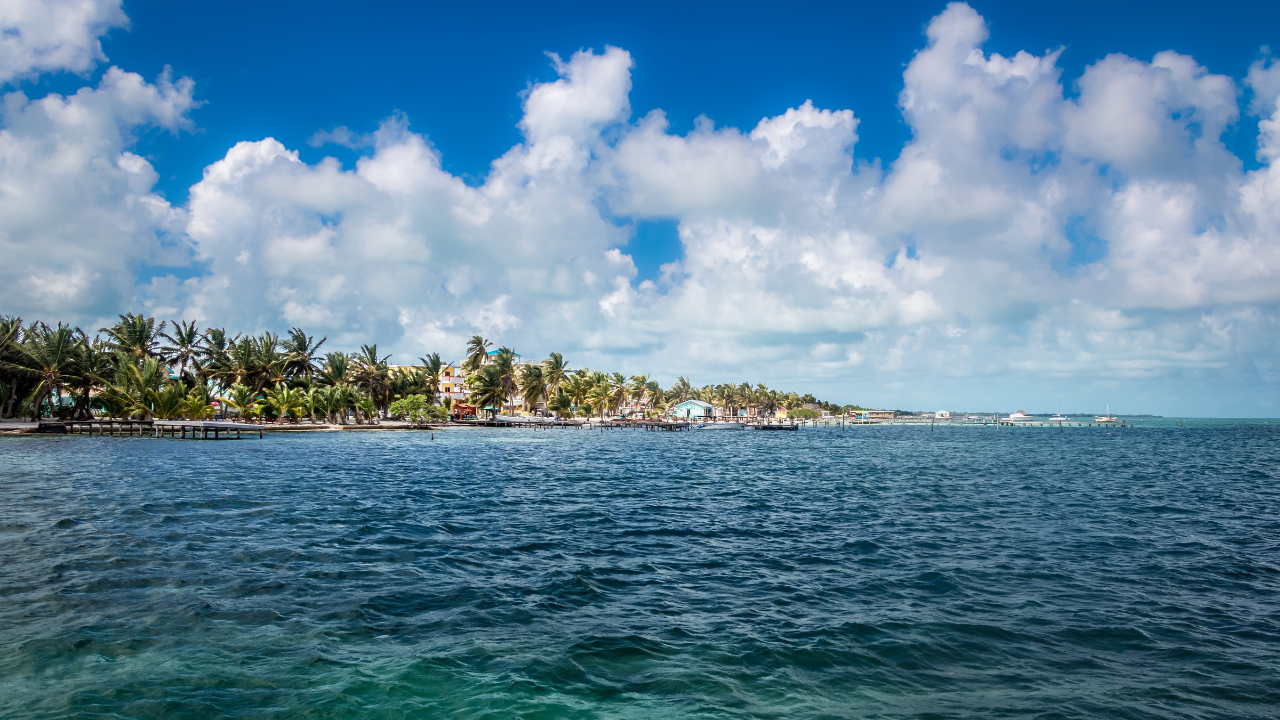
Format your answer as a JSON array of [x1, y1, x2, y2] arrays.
[[2, 0, 1279, 416]]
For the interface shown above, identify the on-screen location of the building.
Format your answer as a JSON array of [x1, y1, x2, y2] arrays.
[[439, 362, 468, 402], [935, 410, 951, 418], [671, 399, 713, 418]]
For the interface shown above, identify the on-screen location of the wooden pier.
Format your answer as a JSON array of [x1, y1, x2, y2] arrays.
[[34, 419, 263, 438], [153, 421, 263, 439]]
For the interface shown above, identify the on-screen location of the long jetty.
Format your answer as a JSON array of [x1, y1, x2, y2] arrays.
[[33, 419, 263, 438]]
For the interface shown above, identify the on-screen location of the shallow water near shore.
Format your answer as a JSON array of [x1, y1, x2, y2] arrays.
[[1, 420, 1278, 718]]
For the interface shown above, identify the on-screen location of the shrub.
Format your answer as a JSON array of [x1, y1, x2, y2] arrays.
[[389, 395, 447, 424]]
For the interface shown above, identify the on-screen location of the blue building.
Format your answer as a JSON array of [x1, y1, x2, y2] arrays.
[[671, 399, 714, 418]]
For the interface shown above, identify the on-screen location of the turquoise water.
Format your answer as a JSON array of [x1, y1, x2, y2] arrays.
[[1, 420, 1278, 718]]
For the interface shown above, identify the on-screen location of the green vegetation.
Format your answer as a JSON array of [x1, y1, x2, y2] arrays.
[[388, 395, 448, 426], [0, 315, 854, 422]]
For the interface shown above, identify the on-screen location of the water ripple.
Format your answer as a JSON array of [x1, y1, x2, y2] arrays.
[[1, 421, 1278, 718]]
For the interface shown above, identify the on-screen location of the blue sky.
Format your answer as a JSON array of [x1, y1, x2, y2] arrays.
[[65, 0, 1277, 194], [3, 0, 1280, 415]]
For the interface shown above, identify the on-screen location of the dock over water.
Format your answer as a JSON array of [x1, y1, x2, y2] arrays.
[[34, 419, 264, 438]]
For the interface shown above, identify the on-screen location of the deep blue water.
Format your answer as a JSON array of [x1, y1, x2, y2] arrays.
[[1, 420, 1278, 718]]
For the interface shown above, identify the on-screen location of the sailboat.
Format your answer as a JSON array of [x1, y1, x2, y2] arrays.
[[1096, 402, 1117, 423], [1048, 400, 1069, 423]]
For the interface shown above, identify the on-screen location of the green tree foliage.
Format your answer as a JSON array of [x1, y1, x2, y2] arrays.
[[388, 395, 447, 425], [0, 312, 856, 423]]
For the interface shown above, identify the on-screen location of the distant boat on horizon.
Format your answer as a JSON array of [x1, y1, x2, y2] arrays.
[[1096, 402, 1117, 423], [1004, 410, 1035, 423]]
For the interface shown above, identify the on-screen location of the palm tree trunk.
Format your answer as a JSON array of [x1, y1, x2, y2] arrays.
[[3, 379, 16, 418]]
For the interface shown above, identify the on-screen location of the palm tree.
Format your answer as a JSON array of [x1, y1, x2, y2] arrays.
[[589, 381, 612, 419], [151, 383, 188, 420], [352, 345, 391, 416], [220, 383, 256, 420], [518, 365, 547, 412], [264, 382, 304, 424], [628, 374, 650, 411], [255, 332, 289, 391], [464, 335, 491, 373], [542, 352, 568, 395], [609, 372, 628, 415], [490, 348, 518, 412], [13, 323, 85, 420], [562, 374, 588, 413], [101, 314, 165, 364], [301, 386, 323, 423], [282, 327, 326, 382], [66, 336, 113, 419], [160, 320, 202, 380], [317, 352, 351, 386], [547, 388, 572, 416], [672, 376, 693, 403], [197, 328, 235, 389], [419, 353, 443, 402], [0, 316, 25, 419], [99, 355, 170, 420], [467, 364, 505, 419], [184, 386, 216, 420]]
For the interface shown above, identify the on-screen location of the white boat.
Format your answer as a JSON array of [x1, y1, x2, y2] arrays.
[[693, 422, 744, 430], [1003, 410, 1036, 423], [1047, 415, 1069, 422], [1096, 402, 1117, 423]]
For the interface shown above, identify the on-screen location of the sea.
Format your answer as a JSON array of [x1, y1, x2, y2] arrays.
[[1, 419, 1277, 719]]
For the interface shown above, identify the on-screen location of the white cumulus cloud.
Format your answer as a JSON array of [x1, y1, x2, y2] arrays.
[[4, 1, 1279, 413], [0, 0, 127, 85]]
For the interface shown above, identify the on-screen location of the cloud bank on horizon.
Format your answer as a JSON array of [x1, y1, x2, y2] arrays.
[[1, 1, 1278, 412]]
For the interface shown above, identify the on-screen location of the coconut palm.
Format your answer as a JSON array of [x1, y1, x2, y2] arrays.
[[357, 395, 378, 424], [0, 316, 25, 419], [464, 335, 491, 372], [264, 382, 304, 424], [671, 376, 693, 404], [628, 374, 650, 411], [221, 383, 256, 420], [609, 373, 628, 415], [561, 374, 588, 413], [419, 353, 443, 401], [100, 313, 165, 364], [490, 347, 519, 412], [183, 381, 217, 420], [518, 364, 547, 412], [542, 352, 568, 395], [467, 364, 505, 419], [352, 345, 391, 417], [151, 383, 188, 420], [589, 381, 612, 419], [255, 333, 289, 391], [97, 354, 172, 420], [282, 327, 327, 382], [198, 327, 233, 380], [301, 386, 323, 423], [317, 352, 351, 386], [160, 320, 202, 380], [12, 323, 85, 420], [547, 388, 572, 416]]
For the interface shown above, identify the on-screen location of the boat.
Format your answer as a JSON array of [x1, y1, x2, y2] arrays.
[[693, 422, 743, 430], [1047, 415, 1070, 422], [1096, 402, 1117, 423], [1003, 410, 1036, 423]]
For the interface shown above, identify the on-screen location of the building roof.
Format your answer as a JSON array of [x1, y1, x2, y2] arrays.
[[674, 399, 713, 409], [486, 349, 520, 356]]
